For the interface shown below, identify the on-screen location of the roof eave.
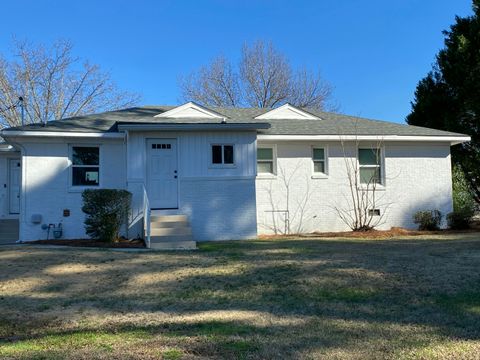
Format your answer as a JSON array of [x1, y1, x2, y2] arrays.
[[117, 123, 271, 132], [0, 130, 124, 139], [257, 134, 471, 145]]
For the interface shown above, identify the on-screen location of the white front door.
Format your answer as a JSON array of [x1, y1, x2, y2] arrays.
[[8, 159, 21, 214], [147, 139, 178, 209]]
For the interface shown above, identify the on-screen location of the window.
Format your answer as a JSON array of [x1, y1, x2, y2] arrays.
[[312, 148, 326, 174], [71, 146, 100, 186], [152, 143, 171, 149], [257, 147, 274, 174], [211, 144, 234, 165], [359, 148, 382, 185]]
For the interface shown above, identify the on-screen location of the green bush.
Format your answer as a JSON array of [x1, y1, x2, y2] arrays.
[[449, 165, 475, 229], [81, 189, 132, 242], [413, 210, 442, 231], [447, 211, 471, 230]]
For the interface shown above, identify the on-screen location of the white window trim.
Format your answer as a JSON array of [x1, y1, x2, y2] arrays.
[[256, 144, 277, 178], [358, 146, 386, 189], [311, 145, 329, 179], [68, 144, 102, 192], [209, 143, 236, 168]]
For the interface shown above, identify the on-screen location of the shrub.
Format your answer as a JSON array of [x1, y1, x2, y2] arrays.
[[450, 165, 475, 229], [81, 189, 132, 242], [447, 211, 471, 230], [413, 210, 442, 231]]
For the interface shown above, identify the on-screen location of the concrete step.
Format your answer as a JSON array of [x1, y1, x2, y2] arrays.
[[151, 234, 193, 242], [0, 235, 19, 239], [150, 209, 182, 216], [150, 220, 189, 229], [150, 227, 192, 236], [146, 213, 195, 250], [0, 220, 19, 224], [150, 214, 188, 223], [0, 231, 19, 236], [150, 241, 196, 250], [0, 219, 19, 242]]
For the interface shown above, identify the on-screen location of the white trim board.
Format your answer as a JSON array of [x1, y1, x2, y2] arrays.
[[257, 134, 471, 145], [1, 131, 125, 139]]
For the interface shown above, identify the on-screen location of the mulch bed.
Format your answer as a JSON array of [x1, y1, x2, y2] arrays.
[[259, 227, 480, 240], [27, 238, 145, 248]]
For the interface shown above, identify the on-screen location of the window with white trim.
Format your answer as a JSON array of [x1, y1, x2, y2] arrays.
[[359, 148, 382, 185], [312, 148, 326, 174], [257, 147, 275, 174], [211, 144, 234, 165], [71, 146, 100, 186]]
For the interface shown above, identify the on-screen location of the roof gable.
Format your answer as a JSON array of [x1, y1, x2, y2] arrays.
[[255, 104, 320, 120], [154, 102, 225, 119]]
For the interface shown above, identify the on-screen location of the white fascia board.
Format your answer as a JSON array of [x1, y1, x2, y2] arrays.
[[0, 131, 125, 139], [0, 145, 17, 152], [257, 134, 471, 145]]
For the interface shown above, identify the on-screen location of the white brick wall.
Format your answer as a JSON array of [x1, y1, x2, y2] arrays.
[[20, 140, 126, 241], [16, 135, 454, 242], [256, 141, 453, 234], [179, 178, 257, 241]]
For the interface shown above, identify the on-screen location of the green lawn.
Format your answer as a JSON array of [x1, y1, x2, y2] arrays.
[[1, 234, 480, 359]]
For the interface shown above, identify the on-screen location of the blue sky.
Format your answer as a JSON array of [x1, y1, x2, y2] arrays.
[[0, 0, 473, 123]]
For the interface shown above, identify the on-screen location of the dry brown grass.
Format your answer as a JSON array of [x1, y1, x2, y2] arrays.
[[1, 234, 480, 359]]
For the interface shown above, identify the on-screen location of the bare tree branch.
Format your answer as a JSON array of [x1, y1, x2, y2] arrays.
[[289, 67, 335, 110], [0, 39, 140, 128], [178, 40, 334, 110], [179, 56, 240, 107], [240, 41, 291, 108], [333, 124, 391, 231]]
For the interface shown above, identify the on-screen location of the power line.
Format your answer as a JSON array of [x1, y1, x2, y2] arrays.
[[0, 98, 22, 115]]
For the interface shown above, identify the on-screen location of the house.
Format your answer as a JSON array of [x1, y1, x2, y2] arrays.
[[0, 102, 470, 248]]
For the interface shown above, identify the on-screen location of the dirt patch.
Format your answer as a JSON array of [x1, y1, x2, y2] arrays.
[[259, 227, 480, 240], [27, 238, 145, 248]]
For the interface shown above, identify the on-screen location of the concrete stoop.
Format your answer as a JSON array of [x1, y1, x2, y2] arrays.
[[148, 213, 196, 250], [0, 219, 19, 244]]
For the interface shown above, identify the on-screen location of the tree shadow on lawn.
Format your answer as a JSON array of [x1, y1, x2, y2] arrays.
[[1, 236, 480, 357]]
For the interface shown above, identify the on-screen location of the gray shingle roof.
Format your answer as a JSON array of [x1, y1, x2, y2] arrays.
[[0, 105, 468, 137]]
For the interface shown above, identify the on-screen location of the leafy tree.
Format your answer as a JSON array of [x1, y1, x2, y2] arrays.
[[180, 40, 334, 110], [0, 39, 140, 128], [452, 164, 476, 215], [406, 1, 480, 202], [447, 164, 476, 229]]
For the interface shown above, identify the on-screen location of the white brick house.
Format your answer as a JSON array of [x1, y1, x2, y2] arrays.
[[0, 102, 470, 247]]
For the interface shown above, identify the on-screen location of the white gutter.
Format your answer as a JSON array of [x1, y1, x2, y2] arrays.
[[0, 130, 470, 145], [257, 134, 471, 145], [0, 131, 125, 139], [0, 145, 18, 152]]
